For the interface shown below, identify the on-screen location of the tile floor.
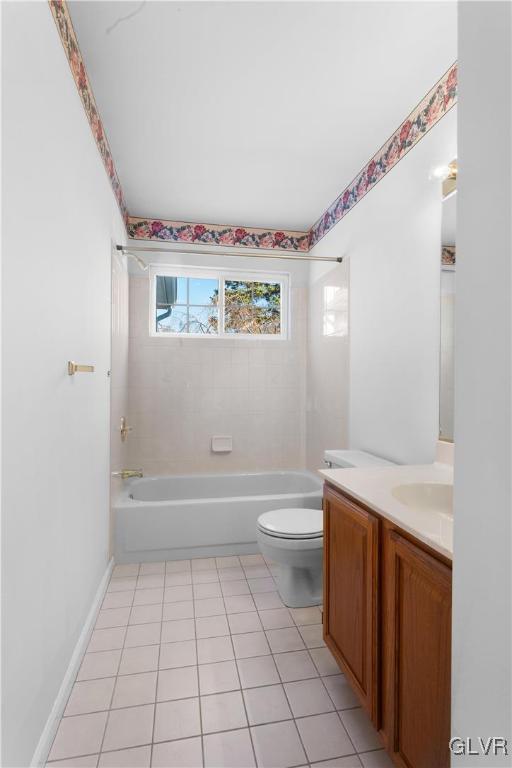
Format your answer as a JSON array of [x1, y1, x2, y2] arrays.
[[47, 555, 393, 768]]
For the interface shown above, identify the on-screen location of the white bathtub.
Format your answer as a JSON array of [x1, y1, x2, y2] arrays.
[[113, 471, 322, 563]]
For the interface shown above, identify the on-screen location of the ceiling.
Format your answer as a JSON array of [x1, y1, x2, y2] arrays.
[[69, 1, 457, 231]]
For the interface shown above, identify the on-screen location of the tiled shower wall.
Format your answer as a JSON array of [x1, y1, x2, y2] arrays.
[[127, 271, 307, 475]]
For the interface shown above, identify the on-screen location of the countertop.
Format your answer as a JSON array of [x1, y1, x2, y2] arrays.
[[319, 463, 454, 560]]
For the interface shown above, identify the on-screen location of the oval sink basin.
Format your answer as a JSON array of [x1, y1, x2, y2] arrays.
[[391, 482, 453, 515]]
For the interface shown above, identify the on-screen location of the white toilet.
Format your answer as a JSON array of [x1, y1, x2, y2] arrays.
[[257, 449, 395, 607]]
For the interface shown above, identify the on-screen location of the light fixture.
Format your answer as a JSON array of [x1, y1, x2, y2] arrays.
[[430, 161, 458, 181]]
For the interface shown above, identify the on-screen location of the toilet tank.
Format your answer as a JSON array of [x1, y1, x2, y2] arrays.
[[323, 449, 395, 469]]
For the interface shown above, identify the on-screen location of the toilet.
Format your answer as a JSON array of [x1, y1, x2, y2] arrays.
[[257, 450, 395, 607]]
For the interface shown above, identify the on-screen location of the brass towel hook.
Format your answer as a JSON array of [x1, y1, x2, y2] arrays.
[[68, 361, 95, 375]]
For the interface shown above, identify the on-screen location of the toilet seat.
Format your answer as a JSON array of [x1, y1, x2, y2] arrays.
[[257, 508, 323, 540]]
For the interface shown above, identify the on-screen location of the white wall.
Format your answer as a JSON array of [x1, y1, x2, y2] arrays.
[[307, 108, 457, 467], [127, 249, 308, 475], [110, 250, 130, 550], [452, 3, 512, 763], [1, 4, 126, 765]]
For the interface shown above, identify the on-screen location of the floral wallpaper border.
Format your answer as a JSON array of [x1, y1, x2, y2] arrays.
[[127, 217, 309, 251], [49, 1, 457, 253], [308, 63, 458, 248], [49, 0, 129, 223], [442, 245, 456, 266]]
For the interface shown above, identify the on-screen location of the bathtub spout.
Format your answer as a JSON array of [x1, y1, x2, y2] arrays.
[[112, 469, 144, 479]]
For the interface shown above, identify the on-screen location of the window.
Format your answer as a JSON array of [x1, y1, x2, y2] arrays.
[[150, 266, 288, 339]]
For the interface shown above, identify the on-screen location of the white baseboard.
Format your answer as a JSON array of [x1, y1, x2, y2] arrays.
[[31, 558, 114, 767]]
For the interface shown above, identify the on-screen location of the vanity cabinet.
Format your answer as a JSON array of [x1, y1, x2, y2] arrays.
[[323, 483, 452, 768], [323, 486, 379, 721], [381, 525, 451, 768]]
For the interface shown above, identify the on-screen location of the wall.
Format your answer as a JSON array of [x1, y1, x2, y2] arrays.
[[307, 107, 457, 468], [452, 2, 512, 763], [110, 249, 130, 549], [1, 4, 126, 765], [127, 249, 308, 475]]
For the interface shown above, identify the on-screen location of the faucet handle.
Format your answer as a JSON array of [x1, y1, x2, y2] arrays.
[[112, 469, 143, 480]]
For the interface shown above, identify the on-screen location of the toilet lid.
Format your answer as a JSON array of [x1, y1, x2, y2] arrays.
[[257, 508, 323, 539]]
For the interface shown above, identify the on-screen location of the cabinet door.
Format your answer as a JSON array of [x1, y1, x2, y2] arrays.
[[383, 529, 451, 768], [323, 487, 379, 721]]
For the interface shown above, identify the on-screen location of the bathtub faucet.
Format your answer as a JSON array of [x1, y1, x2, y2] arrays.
[[112, 469, 144, 480]]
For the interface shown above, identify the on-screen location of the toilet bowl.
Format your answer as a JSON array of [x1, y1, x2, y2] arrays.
[[257, 450, 396, 608], [257, 508, 323, 608]]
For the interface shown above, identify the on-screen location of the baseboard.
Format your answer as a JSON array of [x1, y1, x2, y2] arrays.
[[31, 557, 114, 767]]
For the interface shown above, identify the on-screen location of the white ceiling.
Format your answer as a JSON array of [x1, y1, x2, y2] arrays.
[[69, 1, 457, 231]]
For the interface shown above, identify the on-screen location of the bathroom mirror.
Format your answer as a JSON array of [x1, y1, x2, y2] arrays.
[[439, 165, 456, 441]]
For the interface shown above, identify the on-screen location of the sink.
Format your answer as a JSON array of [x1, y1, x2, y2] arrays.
[[391, 482, 453, 515]]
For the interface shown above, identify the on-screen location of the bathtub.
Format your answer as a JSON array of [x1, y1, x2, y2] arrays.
[[113, 471, 323, 563]]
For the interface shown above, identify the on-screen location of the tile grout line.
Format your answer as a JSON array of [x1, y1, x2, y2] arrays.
[[96, 563, 140, 763]]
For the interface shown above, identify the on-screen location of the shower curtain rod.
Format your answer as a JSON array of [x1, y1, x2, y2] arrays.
[[116, 244, 343, 264]]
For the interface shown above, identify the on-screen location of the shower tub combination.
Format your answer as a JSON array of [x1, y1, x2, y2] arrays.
[[113, 471, 322, 563]]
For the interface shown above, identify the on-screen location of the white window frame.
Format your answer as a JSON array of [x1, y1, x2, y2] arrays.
[[149, 264, 289, 340]]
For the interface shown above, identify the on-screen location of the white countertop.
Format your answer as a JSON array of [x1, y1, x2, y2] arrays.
[[319, 463, 454, 560]]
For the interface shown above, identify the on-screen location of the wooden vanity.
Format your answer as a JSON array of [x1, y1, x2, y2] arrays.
[[323, 481, 452, 768]]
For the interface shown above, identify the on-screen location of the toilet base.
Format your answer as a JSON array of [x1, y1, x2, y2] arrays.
[[273, 562, 323, 608]]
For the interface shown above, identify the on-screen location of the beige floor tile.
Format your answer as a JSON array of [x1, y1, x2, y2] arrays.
[[49, 712, 108, 761], [164, 585, 193, 603], [252, 592, 284, 610], [151, 737, 203, 768], [310, 647, 341, 676], [107, 578, 137, 593], [129, 604, 162, 625], [313, 757, 362, 767], [101, 591, 134, 610], [112, 564, 139, 578], [203, 728, 255, 768], [215, 556, 240, 568], [87, 628, 126, 653], [191, 557, 217, 571], [339, 708, 382, 753], [199, 660, 240, 695], [47, 755, 99, 767], [118, 645, 159, 675], [265, 627, 305, 653], [95, 608, 131, 629], [258, 607, 294, 630], [197, 636, 234, 665], [236, 655, 280, 689], [322, 675, 359, 710], [111, 671, 157, 709], [239, 554, 265, 566], [243, 684, 292, 725], [165, 571, 193, 586], [195, 614, 229, 639], [220, 580, 250, 596], [194, 597, 226, 618], [98, 746, 151, 767], [77, 651, 121, 682], [358, 749, 394, 767], [232, 631, 270, 659], [161, 618, 196, 642], [248, 577, 276, 594], [274, 650, 319, 682], [227, 612, 262, 635], [139, 562, 165, 575], [159, 639, 197, 669], [136, 574, 165, 590], [298, 623, 325, 649], [124, 622, 161, 648], [296, 712, 354, 763], [193, 581, 222, 600], [163, 600, 194, 620], [64, 678, 115, 717], [154, 698, 201, 742], [243, 565, 271, 579], [251, 720, 306, 767], [132, 588, 164, 606], [218, 567, 245, 582], [284, 678, 334, 717], [291, 606, 323, 626], [156, 666, 198, 702], [192, 569, 220, 585], [102, 704, 154, 752], [200, 690, 247, 733], [223, 595, 256, 614]]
